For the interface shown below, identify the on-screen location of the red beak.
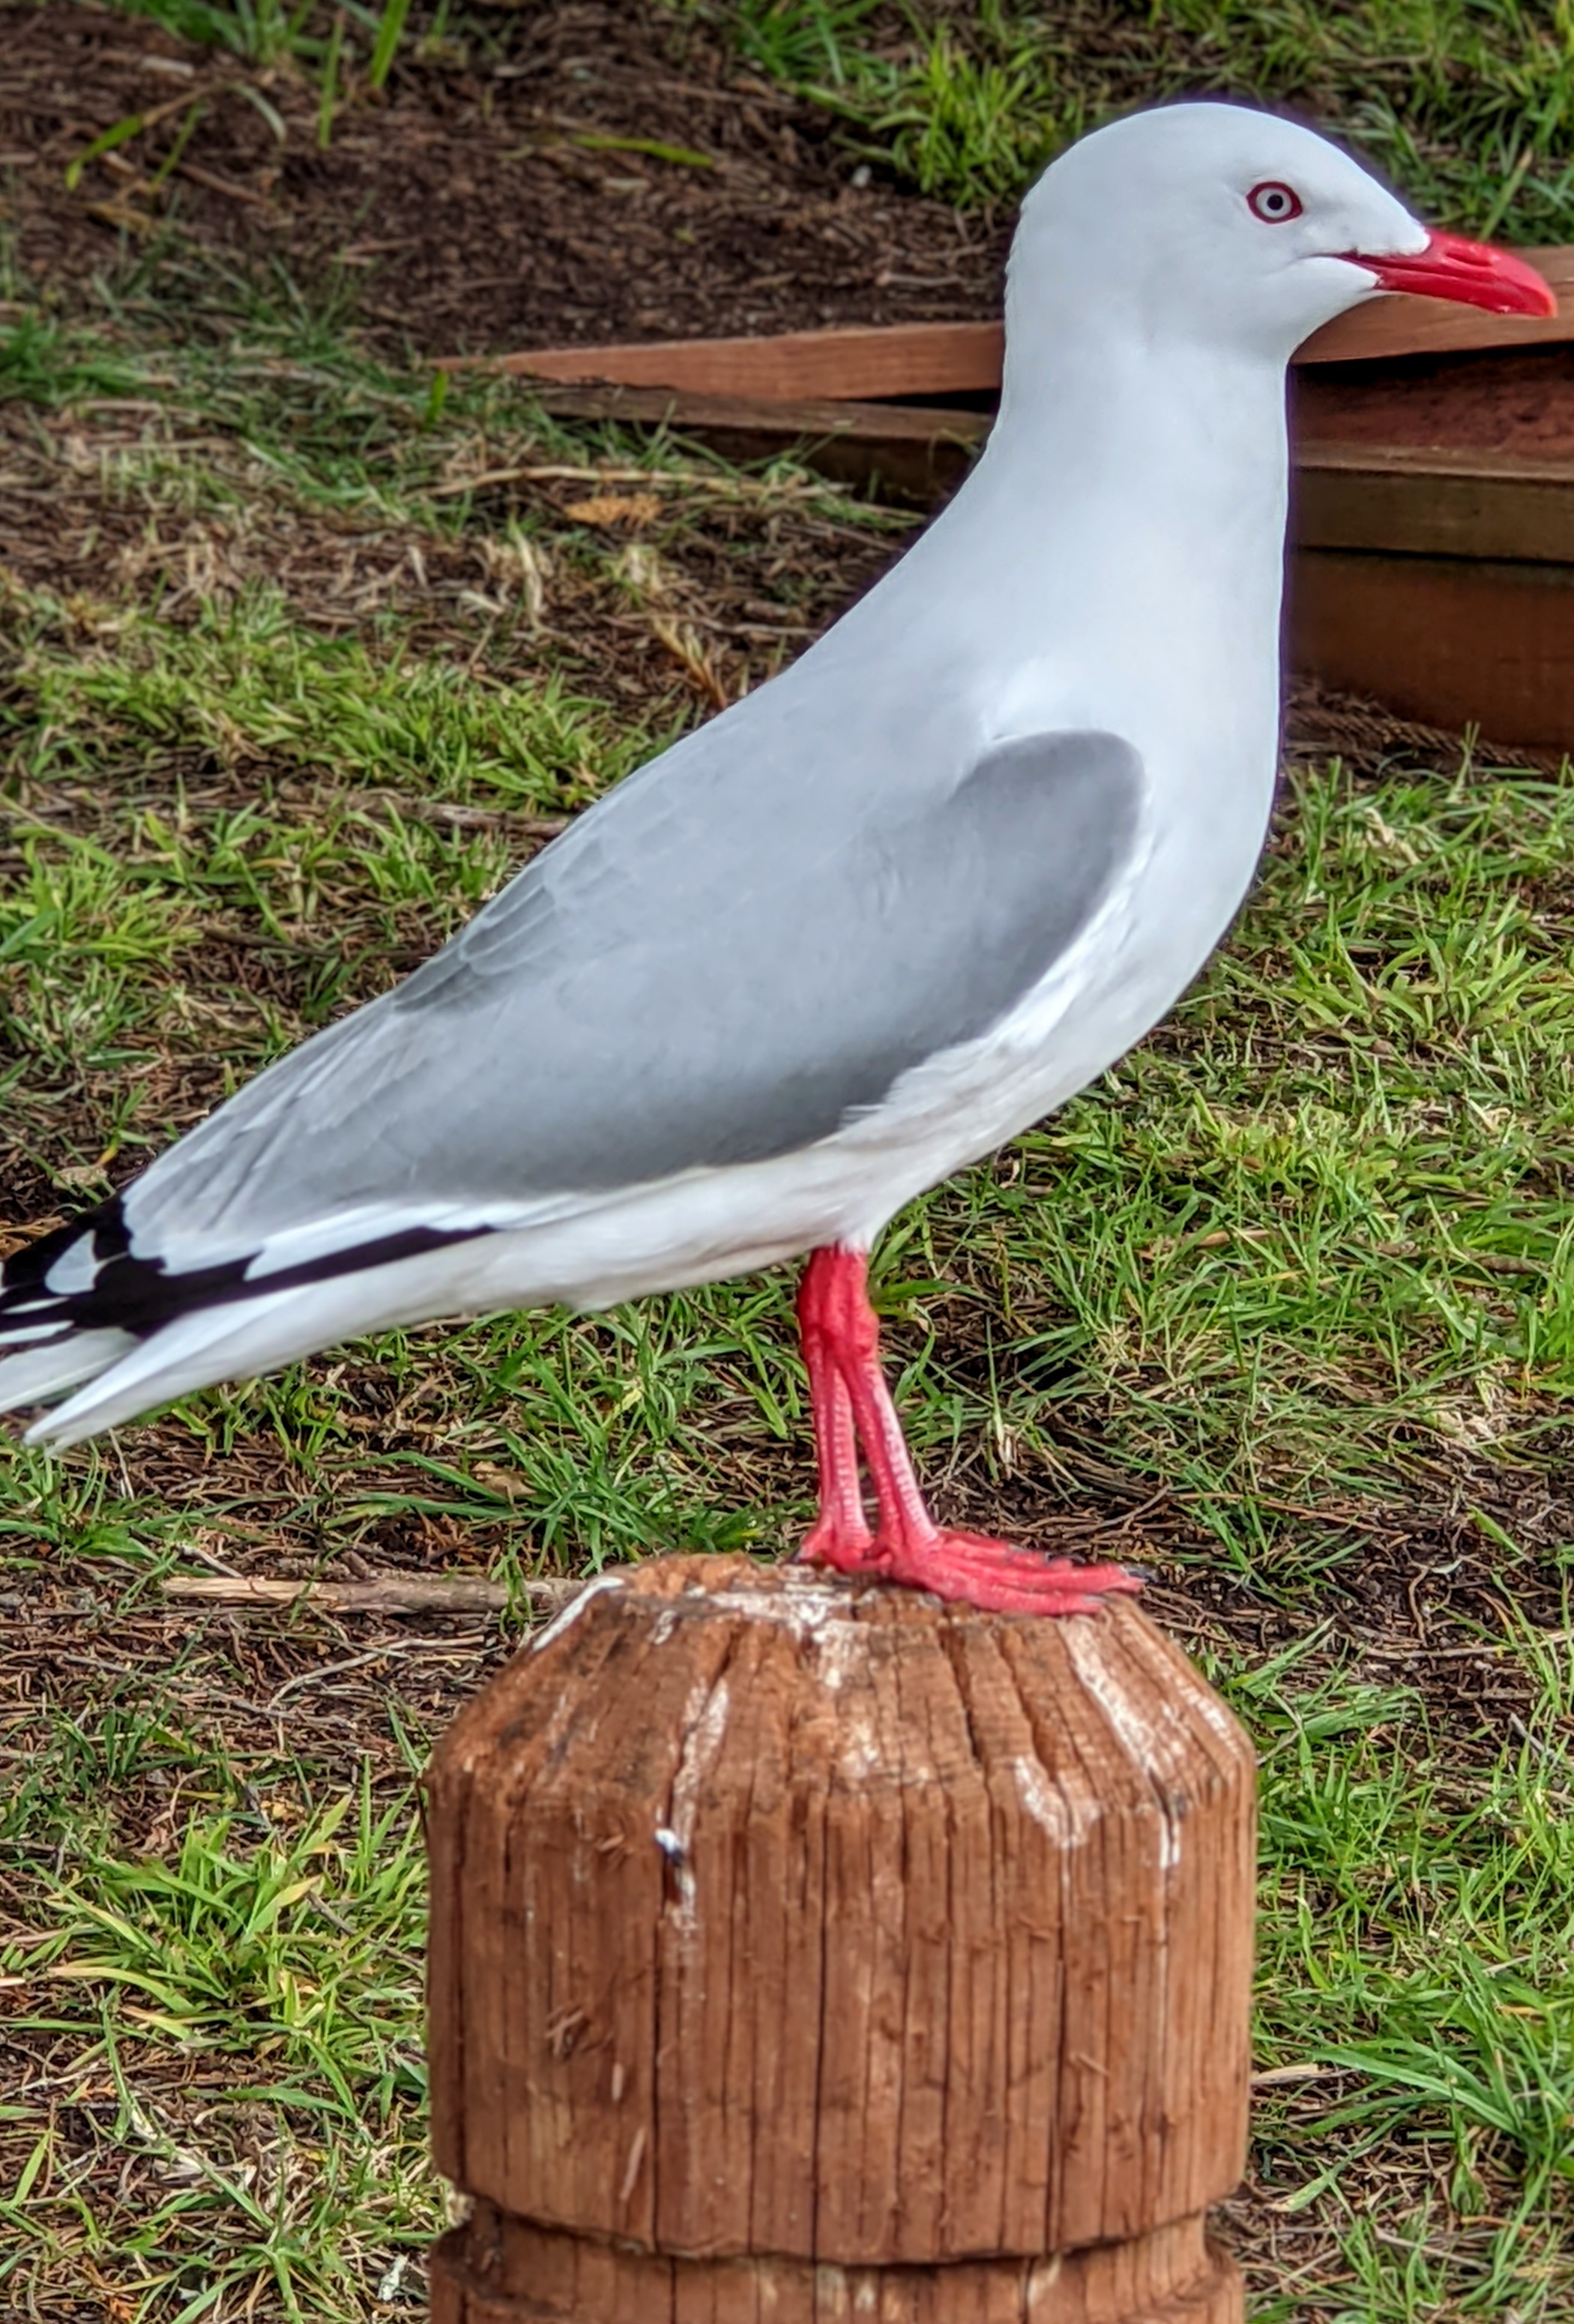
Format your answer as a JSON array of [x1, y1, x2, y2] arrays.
[[1351, 227, 1557, 319]]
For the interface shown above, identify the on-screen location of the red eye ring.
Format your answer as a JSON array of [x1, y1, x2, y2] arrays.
[[1249, 180, 1303, 223]]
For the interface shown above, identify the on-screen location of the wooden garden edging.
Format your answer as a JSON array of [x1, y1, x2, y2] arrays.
[[425, 1554, 1257, 2323], [475, 245, 1574, 402], [531, 381, 990, 501], [453, 246, 1574, 749], [1293, 443, 1574, 741]]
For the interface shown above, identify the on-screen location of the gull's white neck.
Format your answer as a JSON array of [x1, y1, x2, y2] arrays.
[[784, 298, 1300, 806], [930, 326, 1291, 748], [992, 320, 1291, 520]]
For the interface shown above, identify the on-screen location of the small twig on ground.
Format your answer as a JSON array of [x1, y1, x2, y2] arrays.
[[361, 795, 568, 838], [172, 160, 271, 206], [162, 1572, 584, 1617], [1359, 1631, 1574, 1659]]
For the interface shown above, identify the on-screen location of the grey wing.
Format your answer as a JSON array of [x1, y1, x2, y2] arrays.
[[126, 727, 1145, 1249]]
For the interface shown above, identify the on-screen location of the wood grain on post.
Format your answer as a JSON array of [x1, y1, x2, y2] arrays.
[[426, 1555, 1256, 2323]]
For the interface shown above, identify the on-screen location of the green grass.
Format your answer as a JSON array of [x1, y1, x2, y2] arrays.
[[1238, 1634, 1574, 2320], [693, 0, 1574, 234], [1, 1694, 435, 2321], [103, 0, 425, 77]]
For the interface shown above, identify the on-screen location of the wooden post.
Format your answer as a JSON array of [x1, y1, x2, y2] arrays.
[[426, 1555, 1256, 2323]]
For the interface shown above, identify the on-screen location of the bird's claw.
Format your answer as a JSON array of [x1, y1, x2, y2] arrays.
[[797, 1521, 1142, 1618]]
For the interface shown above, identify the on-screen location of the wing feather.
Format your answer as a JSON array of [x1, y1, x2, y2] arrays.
[[121, 722, 1145, 1258]]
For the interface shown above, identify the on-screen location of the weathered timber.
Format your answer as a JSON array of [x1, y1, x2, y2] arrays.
[[426, 1554, 1257, 2323], [160, 1572, 575, 1616], [1290, 442, 1574, 745], [527, 386, 1574, 561], [1295, 441, 1574, 562], [467, 250, 1574, 404], [435, 2205, 1243, 2322], [531, 382, 989, 501], [1291, 548, 1574, 746], [489, 321, 1007, 403]]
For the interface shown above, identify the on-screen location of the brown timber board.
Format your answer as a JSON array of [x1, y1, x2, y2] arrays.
[[533, 385, 1574, 561], [532, 382, 989, 501], [1295, 441, 1574, 562], [495, 320, 1006, 403], [477, 248, 1574, 402], [1291, 550, 1574, 746]]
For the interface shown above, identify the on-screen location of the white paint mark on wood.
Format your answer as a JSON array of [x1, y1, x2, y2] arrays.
[[618, 2124, 646, 2206], [1013, 1752, 1097, 1847], [655, 1823, 697, 1912], [663, 1675, 733, 1928], [670, 1678, 732, 1850], [812, 1616, 869, 1691], [1062, 1623, 1183, 1873], [699, 1583, 878, 1636], [528, 1569, 624, 1656]]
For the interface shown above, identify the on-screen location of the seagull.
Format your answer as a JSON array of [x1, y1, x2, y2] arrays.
[[0, 105, 1552, 1614]]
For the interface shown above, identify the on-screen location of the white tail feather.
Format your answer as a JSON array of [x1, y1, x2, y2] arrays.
[[0, 1330, 137, 1414], [25, 1284, 360, 1446], [22, 1243, 498, 1446]]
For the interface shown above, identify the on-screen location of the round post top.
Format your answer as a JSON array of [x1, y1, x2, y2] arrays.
[[432, 1552, 1253, 1829]]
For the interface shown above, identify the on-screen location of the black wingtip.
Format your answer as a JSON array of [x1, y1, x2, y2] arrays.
[[1, 1192, 492, 1344], [1, 1197, 126, 1294]]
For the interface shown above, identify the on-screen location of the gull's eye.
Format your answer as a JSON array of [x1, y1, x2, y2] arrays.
[[1248, 181, 1303, 223]]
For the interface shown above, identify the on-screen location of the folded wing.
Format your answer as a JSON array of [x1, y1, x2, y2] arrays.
[[0, 722, 1144, 1421]]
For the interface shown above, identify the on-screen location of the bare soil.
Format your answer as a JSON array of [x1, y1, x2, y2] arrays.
[[13, 1, 1574, 459], [1, 0, 1006, 356]]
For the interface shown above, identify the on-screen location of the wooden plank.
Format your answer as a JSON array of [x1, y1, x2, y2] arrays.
[[464, 250, 1574, 404], [487, 320, 1005, 403], [531, 383, 988, 501], [531, 382, 1574, 562], [1289, 549, 1574, 751], [1294, 441, 1574, 562]]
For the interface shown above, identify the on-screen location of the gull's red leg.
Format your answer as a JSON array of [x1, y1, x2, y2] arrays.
[[796, 1246, 876, 1568], [812, 1246, 935, 1545], [798, 1244, 1142, 1617]]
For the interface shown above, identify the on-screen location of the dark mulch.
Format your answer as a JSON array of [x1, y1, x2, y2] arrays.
[[1, 0, 1005, 356], [1282, 674, 1567, 775]]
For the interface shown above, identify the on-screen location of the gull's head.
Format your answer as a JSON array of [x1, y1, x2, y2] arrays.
[[1007, 101, 1555, 366]]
